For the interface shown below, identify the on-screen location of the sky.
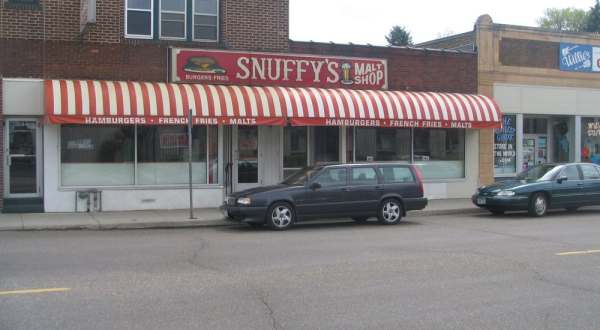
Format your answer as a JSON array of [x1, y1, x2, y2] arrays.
[[290, 0, 594, 45]]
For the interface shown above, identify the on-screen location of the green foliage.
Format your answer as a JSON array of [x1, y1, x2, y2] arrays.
[[585, 0, 600, 32], [537, 7, 588, 32], [385, 26, 413, 46]]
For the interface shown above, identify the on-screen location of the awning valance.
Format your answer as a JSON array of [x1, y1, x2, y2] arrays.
[[45, 80, 502, 128]]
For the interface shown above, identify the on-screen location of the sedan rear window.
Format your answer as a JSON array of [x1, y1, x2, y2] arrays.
[[378, 166, 415, 183]]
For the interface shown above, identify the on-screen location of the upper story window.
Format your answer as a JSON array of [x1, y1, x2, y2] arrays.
[[126, 0, 153, 39], [125, 0, 218, 41], [193, 0, 218, 41], [160, 0, 187, 39]]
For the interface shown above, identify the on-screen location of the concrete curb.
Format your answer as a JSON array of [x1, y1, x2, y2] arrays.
[[0, 208, 485, 231]]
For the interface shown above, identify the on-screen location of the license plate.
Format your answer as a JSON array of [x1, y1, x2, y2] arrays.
[[477, 197, 486, 205]]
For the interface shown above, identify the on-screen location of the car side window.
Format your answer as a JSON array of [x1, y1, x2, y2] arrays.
[[378, 166, 415, 183], [560, 165, 581, 180], [581, 164, 600, 180], [351, 167, 378, 185], [313, 168, 347, 187]]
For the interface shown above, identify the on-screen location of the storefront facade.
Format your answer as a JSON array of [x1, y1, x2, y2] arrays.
[[420, 15, 600, 180], [1, 1, 501, 213]]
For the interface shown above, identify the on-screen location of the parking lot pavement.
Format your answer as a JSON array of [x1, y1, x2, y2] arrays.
[[1, 210, 600, 329]]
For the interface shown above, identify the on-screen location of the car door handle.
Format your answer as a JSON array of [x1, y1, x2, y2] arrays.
[[375, 185, 384, 191], [341, 187, 351, 192]]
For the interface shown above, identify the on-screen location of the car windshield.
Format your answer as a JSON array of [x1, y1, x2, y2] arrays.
[[516, 164, 561, 181], [281, 167, 322, 185]]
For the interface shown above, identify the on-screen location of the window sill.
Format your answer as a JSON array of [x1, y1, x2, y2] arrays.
[[59, 184, 224, 191], [5, 1, 41, 10], [422, 178, 467, 183]]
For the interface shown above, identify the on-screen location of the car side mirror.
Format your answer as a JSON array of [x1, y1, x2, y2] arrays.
[[557, 175, 568, 184], [309, 182, 322, 190]]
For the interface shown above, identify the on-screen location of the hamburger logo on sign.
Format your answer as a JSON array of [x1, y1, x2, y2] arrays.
[[172, 48, 388, 90]]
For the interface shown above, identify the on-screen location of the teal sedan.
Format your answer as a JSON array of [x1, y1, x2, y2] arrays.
[[473, 163, 600, 217]]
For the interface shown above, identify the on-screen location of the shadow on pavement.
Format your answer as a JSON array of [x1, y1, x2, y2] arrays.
[[218, 218, 422, 233], [472, 207, 600, 220]]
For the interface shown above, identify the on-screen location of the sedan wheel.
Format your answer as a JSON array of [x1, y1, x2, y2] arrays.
[[378, 199, 403, 225], [267, 202, 295, 230], [528, 193, 547, 217]]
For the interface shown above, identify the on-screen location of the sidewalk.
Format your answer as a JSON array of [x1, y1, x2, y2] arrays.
[[0, 198, 480, 231]]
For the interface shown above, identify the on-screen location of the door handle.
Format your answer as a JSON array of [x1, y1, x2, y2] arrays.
[[375, 185, 384, 191], [341, 187, 351, 191]]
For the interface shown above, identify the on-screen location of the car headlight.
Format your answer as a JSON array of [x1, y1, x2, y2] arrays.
[[496, 190, 515, 197], [237, 197, 251, 205]]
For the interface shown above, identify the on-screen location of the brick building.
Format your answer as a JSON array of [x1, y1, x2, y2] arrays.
[[421, 15, 600, 181], [1, 0, 500, 213]]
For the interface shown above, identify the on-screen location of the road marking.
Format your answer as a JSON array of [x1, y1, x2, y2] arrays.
[[556, 250, 600, 256], [0, 288, 71, 296]]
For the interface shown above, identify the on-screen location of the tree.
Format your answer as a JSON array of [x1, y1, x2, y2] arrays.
[[585, 0, 600, 32], [386, 26, 413, 46], [537, 7, 588, 32]]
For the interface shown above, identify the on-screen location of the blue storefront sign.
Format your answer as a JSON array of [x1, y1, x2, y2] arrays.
[[559, 43, 597, 72]]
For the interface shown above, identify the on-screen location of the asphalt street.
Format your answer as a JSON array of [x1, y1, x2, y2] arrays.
[[1, 209, 600, 330]]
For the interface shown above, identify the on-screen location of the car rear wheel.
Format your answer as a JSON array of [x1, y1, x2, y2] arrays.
[[528, 193, 548, 217], [267, 202, 295, 231], [378, 199, 403, 225]]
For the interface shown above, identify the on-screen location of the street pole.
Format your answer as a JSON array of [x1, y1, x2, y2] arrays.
[[188, 109, 195, 219]]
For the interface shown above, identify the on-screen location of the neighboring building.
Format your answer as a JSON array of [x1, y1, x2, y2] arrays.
[[0, 0, 501, 213], [421, 15, 600, 180]]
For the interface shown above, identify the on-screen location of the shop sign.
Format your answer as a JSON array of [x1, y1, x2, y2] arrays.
[[585, 121, 600, 137], [292, 118, 497, 129], [159, 133, 187, 149], [75, 115, 284, 126], [171, 48, 388, 90], [494, 115, 517, 174], [559, 43, 600, 72]]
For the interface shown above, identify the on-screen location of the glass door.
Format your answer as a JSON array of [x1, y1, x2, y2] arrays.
[[5, 119, 42, 197], [234, 126, 260, 191], [313, 126, 339, 164]]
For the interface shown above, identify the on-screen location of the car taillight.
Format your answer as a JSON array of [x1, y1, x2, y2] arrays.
[[411, 165, 424, 196]]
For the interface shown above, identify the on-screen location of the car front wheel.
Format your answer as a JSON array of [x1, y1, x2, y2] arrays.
[[267, 202, 295, 230], [378, 199, 403, 225], [528, 193, 548, 217]]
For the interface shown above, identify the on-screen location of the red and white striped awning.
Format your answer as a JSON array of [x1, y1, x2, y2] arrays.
[[45, 79, 502, 128]]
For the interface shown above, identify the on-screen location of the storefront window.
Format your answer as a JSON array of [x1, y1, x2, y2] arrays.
[[552, 118, 572, 163], [61, 125, 135, 186], [313, 126, 339, 163], [61, 125, 218, 187], [346, 127, 354, 162], [355, 128, 410, 162], [582, 118, 600, 165], [238, 126, 258, 183], [494, 115, 517, 175], [283, 127, 308, 179], [137, 126, 207, 185], [413, 128, 465, 179]]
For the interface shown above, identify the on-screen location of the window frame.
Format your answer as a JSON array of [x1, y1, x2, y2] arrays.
[[312, 167, 348, 188], [350, 167, 379, 186], [580, 164, 600, 180], [58, 124, 219, 189], [192, 0, 220, 42], [125, 0, 154, 39], [159, 0, 188, 41]]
